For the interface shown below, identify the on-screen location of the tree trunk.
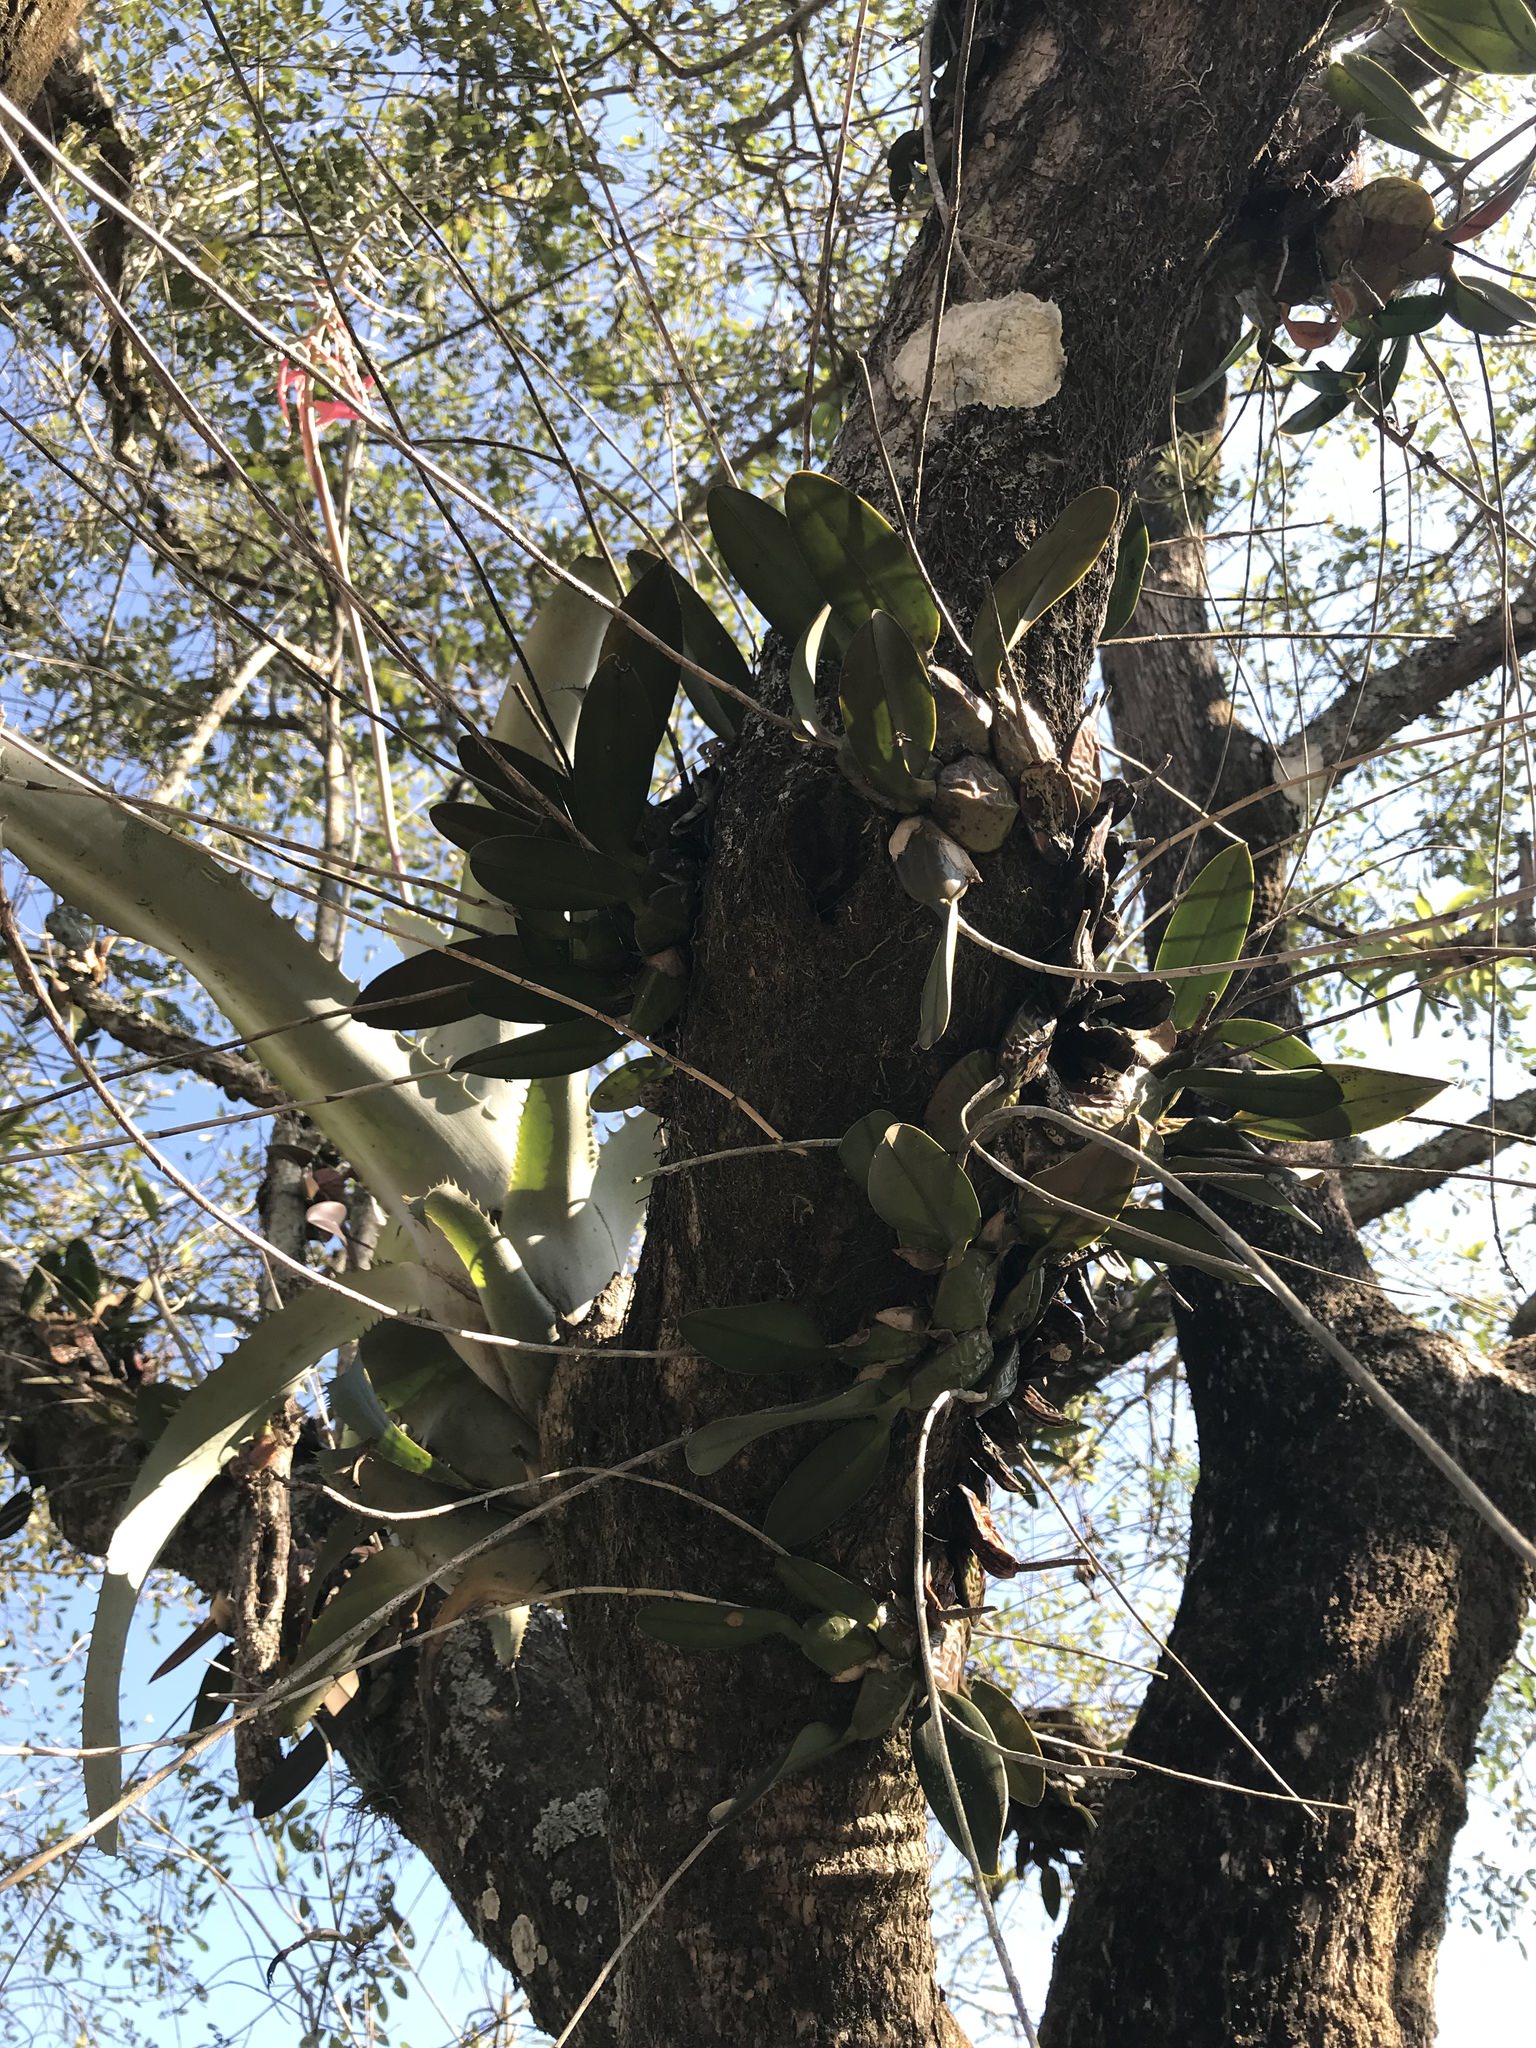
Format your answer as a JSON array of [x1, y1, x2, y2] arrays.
[[1042, 299, 1536, 2045], [544, 7, 1347, 2043]]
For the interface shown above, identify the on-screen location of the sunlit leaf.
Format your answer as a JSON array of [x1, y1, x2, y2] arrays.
[[973, 486, 1120, 692], [1154, 842, 1255, 1029], [784, 471, 940, 653], [706, 486, 824, 643]]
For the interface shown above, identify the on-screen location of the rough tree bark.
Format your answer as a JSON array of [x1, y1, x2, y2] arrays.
[[542, 8, 1405, 2047], [6, 6, 1534, 2048], [1039, 299, 1536, 2045]]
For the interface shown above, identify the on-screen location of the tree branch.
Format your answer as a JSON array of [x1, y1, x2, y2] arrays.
[[1342, 1081, 1536, 1227], [0, 1270, 619, 2034], [61, 972, 288, 1110], [1277, 582, 1536, 797]]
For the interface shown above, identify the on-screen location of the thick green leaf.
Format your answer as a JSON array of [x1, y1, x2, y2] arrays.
[[1447, 272, 1536, 334], [1210, 1018, 1320, 1069], [684, 1380, 897, 1477], [838, 610, 937, 803], [1403, 0, 1536, 73], [355, 934, 528, 1032], [904, 1328, 994, 1405], [1370, 290, 1449, 337], [912, 1691, 1010, 1877], [84, 1265, 429, 1848], [839, 1107, 899, 1191], [788, 604, 837, 741], [1154, 842, 1255, 1029], [990, 1264, 1045, 1340], [924, 1050, 1000, 1154], [1235, 1064, 1447, 1140], [797, 1613, 882, 1676], [1015, 1127, 1140, 1252], [866, 1121, 981, 1255], [707, 1719, 845, 1828], [279, 1544, 430, 1734], [772, 1556, 884, 1628], [250, 1727, 332, 1821], [706, 486, 824, 642], [457, 733, 573, 815], [1279, 386, 1355, 436], [452, 1020, 627, 1080], [1175, 325, 1255, 403], [919, 900, 959, 1051], [974, 486, 1120, 692], [589, 1055, 670, 1112], [1106, 1209, 1258, 1284], [469, 834, 644, 912], [669, 571, 747, 739], [429, 798, 544, 853], [967, 1676, 1046, 1808], [784, 471, 940, 653], [1179, 1066, 1345, 1119], [1100, 504, 1149, 640], [762, 1415, 895, 1546], [932, 1249, 997, 1334], [637, 1599, 801, 1651], [572, 652, 673, 855], [1327, 53, 1461, 162], [847, 1666, 917, 1743], [682, 1301, 835, 1376]]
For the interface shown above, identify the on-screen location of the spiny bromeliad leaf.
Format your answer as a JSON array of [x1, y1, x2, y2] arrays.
[[682, 1301, 835, 1376], [706, 485, 825, 644], [784, 471, 940, 654], [866, 1121, 982, 1256], [761, 1414, 895, 1547], [83, 1265, 430, 1849], [279, 1543, 430, 1735], [973, 486, 1120, 693], [1154, 842, 1255, 1029], [912, 1690, 1010, 1876], [967, 1676, 1047, 1808]]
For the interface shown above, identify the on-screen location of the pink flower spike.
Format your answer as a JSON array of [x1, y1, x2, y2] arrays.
[[276, 358, 303, 435], [312, 399, 363, 425]]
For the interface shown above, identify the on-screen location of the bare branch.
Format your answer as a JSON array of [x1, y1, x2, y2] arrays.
[[1277, 583, 1536, 795], [1342, 1082, 1536, 1227], [59, 973, 288, 1111]]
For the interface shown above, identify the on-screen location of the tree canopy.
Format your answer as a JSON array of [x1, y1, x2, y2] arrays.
[[1, 3, 1535, 2044]]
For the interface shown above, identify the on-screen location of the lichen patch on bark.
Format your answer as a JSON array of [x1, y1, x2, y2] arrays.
[[890, 293, 1064, 416]]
